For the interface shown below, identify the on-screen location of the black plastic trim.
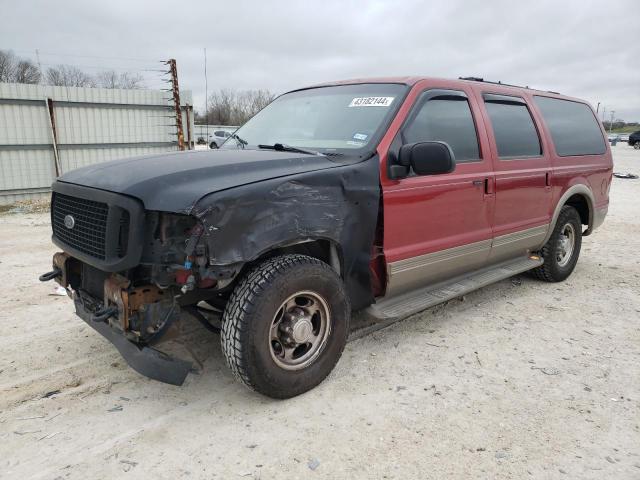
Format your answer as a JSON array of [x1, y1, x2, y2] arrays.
[[482, 93, 527, 105], [51, 181, 145, 272], [73, 294, 192, 386]]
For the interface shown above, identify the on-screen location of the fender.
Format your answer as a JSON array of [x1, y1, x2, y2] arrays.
[[540, 184, 595, 246], [191, 155, 382, 311]]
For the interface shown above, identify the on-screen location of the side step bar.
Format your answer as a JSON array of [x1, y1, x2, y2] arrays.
[[350, 255, 543, 341]]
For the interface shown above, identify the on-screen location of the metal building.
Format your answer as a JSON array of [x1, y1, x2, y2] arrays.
[[0, 82, 193, 205]]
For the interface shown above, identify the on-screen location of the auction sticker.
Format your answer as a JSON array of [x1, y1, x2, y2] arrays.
[[348, 96, 394, 107]]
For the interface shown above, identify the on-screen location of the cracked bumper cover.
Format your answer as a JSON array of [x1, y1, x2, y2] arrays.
[[73, 294, 192, 386]]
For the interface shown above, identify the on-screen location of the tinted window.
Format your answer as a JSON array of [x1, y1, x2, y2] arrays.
[[484, 97, 541, 158], [534, 96, 606, 156], [403, 97, 480, 162], [214, 130, 227, 136]]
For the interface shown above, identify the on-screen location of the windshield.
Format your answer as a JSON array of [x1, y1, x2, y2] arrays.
[[221, 83, 407, 155]]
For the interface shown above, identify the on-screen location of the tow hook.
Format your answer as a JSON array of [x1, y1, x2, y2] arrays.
[[39, 268, 62, 282], [92, 306, 118, 323]]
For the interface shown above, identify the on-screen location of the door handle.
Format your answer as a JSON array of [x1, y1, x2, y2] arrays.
[[484, 178, 494, 195], [472, 180, 483, 186]]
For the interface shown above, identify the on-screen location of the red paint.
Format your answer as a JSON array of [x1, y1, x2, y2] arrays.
[[367, 77, 612, 294], [175, 269, 191, 285]]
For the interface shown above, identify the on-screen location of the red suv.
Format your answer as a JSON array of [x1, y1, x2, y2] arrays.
[[42, 76, 612, 398]]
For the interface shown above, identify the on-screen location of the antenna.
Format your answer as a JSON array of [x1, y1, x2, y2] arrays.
[[204, 47, 208, 144], [609, 110, 615, 134], [35, 48, 42, 72]]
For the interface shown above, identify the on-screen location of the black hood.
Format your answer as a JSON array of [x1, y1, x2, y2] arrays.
[[57, 149, 341, 212]]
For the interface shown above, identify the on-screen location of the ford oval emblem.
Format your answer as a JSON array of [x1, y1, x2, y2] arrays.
[[64, 214, 75, 229]]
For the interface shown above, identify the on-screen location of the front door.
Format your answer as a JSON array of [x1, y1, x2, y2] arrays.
[[382, 86, 495, 296]]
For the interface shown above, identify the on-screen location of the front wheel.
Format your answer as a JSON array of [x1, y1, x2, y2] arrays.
[[221, 254, 350, 398], [530, 205, 582, 282]]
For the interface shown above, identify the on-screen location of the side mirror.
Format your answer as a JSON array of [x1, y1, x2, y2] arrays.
[[392, 141, 456, 177]]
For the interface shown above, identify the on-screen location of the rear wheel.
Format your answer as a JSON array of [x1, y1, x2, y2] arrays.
[[220, 254, 349, 398], [530, 206, 582, 282], [210, 142, 218, 149]]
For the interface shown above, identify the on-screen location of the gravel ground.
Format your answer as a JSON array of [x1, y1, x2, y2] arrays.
[[1, 146, 638, 479]]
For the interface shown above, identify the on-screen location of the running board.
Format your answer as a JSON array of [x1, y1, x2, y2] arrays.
[[350, 255, 543, 341]]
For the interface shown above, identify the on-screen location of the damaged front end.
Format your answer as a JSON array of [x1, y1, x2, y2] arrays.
[[42, 146, 381, 386], [40, 186, 229, 385], [40, 252, 193, 385]]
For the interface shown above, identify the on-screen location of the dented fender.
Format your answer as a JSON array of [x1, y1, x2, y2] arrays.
[[190, 155, 381, 310]]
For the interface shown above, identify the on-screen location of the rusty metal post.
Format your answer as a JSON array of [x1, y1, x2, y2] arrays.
[[168, 59, 185, 151], [185, 103, 193, 150], [46, 98, 62, 176]]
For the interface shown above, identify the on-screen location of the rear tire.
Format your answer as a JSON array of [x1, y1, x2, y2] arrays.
[[530, 206, 582, 282], [221, 254, 350, 399], [210, 142, 218, 149]]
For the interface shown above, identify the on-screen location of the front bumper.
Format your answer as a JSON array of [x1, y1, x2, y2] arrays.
[[41, 252, 193, 386], [72, 292, 193, 386]]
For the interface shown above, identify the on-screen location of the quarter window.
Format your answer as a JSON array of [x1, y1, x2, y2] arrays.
[[533, 96, 606, 156], [484, 95, 542, 158], [403, 96, 480, 162]]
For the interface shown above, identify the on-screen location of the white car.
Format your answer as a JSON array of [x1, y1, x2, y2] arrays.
[[209, 130, 233, 149]]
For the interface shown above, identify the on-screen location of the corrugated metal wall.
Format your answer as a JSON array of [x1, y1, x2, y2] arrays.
[[0, 83, 193, 205]]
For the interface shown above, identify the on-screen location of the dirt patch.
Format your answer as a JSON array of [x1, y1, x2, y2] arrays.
[[0, 199, 51, 215]]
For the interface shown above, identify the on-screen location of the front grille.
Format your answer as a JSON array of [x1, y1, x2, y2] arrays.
[[52, 193, 109, 260], [117, 210, 130, 258]]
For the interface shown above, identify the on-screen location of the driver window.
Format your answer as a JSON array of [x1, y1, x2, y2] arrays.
[[403, 96, 481, 163]]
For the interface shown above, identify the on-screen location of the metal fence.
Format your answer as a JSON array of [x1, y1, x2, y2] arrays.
[[0, 82, 193, 205]]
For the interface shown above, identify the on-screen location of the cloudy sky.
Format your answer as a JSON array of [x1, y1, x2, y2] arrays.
[[2, 0, 639, 120]]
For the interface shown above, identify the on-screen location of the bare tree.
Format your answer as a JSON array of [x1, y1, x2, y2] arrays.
[[46, 65, 96, 87], [0, 50, 17, 82], [0, 50, 41, 84], [203, 88, 275, 125], [95, 70, 145, 89], [1, 51, 146, 90], [14, 60, 41, 84]]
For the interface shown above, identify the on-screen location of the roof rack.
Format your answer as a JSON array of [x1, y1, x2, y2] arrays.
[[458, 77, 561, 95], [459, 76, 530, 89]]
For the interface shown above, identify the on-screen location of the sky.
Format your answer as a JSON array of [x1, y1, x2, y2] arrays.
[[1, 0, 639, 121]]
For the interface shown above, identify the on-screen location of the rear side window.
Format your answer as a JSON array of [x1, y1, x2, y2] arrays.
[[533, 96, 606, 156], [484, 95, 542, 158], [403, 97, 480, 162]]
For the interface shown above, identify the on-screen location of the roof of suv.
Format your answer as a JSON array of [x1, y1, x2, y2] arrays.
[[306, 76, 584, 103]]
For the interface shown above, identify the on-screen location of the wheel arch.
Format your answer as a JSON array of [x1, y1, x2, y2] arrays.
[[542, 184, 595, 245], [247, 238, 343, 277]]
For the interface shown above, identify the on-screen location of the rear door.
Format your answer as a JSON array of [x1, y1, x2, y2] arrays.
[[382, 86, 495, 296], [476, 92, 552, 262]]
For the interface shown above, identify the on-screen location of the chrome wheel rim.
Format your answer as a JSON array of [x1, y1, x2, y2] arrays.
[[269, 291, 331, 371], [557, 223, 576, 267]]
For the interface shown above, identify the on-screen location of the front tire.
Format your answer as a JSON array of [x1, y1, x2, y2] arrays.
[[221, 254, 350, 399], [530, 206, 582, 282]]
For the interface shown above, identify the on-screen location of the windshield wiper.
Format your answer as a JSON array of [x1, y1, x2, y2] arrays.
[[227, 133, 248, 148], [258, 143, 319, 156]]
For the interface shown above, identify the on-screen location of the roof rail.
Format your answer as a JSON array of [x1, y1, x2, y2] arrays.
[[459, 76, 530, 89], [458, 77, 561, 95]]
